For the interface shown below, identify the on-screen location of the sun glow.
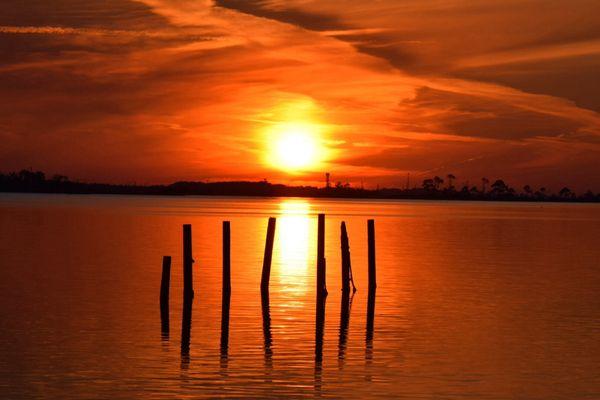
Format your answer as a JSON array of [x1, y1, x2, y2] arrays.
[[266, 122, 326, 172]]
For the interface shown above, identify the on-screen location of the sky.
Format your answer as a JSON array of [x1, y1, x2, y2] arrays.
[[1, 0, 599, 191]]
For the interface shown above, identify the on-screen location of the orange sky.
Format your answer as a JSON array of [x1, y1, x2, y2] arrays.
[[1, 0, 599, 191]]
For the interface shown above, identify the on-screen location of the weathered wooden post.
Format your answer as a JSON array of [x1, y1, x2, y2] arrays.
[[260, 217, 276, 293], [340, 222, 351, 294], [220, 221, 231, 362], [366, 219, 376, 370], [367, 219, 376, 294], [160, 255, 171, 337], [315, 213, 327, 373], [316, 213, 327, 299], [183, 224, 194, 301], [222, 221, 231, 296], [181, 224, 194, 364]]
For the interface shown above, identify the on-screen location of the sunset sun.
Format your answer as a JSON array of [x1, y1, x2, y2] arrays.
[[266, 122, 325, 172]]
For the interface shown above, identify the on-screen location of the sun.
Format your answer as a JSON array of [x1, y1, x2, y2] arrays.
[[266, 122, 324, 172]]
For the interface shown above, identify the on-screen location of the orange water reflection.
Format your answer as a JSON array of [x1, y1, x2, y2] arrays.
[[273, 199, 313, 297], [2, 195, 600, 398]]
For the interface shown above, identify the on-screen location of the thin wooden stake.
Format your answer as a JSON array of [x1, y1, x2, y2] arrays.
[[261, 217, 276, 293], [340, 222, 351, 294], [160, 255, 171, 337], [220, 221, 231, 362], [222, 221, 231, 296], [367, 219, 376, 293], [183, 224, 194, 301], [316, 213, 327, 299]]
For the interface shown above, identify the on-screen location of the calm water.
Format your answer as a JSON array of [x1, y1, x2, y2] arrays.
[[0, 194, 599, 399]]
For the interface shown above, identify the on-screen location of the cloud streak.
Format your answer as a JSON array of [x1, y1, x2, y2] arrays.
[[0, 0, 599, 191]]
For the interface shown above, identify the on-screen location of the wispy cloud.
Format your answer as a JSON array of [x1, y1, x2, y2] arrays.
[[0, 0, 599, 190]]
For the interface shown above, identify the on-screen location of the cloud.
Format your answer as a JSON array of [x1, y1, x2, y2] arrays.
[[0, 0, 599, 191]]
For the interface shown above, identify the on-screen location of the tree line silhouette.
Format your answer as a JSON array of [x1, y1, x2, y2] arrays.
[[1, 169, 598, 202]]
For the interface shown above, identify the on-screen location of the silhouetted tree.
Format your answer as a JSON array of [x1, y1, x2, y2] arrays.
[[559, 187, 574, 199], [534, 187, 547, 200], [523, 185, 532, 197], [51, 174, 68, 183], [0, 169, 598, 202], [447, 174, 456, 190], [490, 180, 511, 197], [422, 179, 435, 191], [481, 177, 489, 193]]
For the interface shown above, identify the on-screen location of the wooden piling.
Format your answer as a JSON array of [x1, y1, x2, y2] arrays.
[[366, 220, 376, 371], [160, 256, 171, 337], [222, 221, 231, 296], [367, 219, 376, 293], [160, 256, 172, 305], [315, 214, 327, 368], [183, 224, 194, 301], [260, 217, 276, 293], [340, 222, 351, 294], [316, 213, 327, 299], [181, 224, 194, 365], [220, 221, 231, 362]]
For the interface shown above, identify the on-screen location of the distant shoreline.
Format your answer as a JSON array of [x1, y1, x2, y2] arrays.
[[1, 170, 598, 203]]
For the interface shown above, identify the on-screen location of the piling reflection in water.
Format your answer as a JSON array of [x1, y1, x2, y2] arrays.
[[219, 294, 230, 372], [314, 292, 326, 394], [365, 290, 376, 380], [181, 299, 193, 368], [338, 290, 354, 366], [261, 291, 273, 377]]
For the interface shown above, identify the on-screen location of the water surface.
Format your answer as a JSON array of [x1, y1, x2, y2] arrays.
[[0, 194, 599, 398]]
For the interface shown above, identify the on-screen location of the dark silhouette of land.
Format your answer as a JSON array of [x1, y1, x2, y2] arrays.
[[1, 169, 599, 202]]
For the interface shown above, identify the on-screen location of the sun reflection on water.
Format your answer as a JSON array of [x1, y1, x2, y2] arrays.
[[274, 200, 313, 296]]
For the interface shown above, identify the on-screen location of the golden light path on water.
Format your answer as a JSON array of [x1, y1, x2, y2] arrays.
[[274, 199, 312, 298]]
